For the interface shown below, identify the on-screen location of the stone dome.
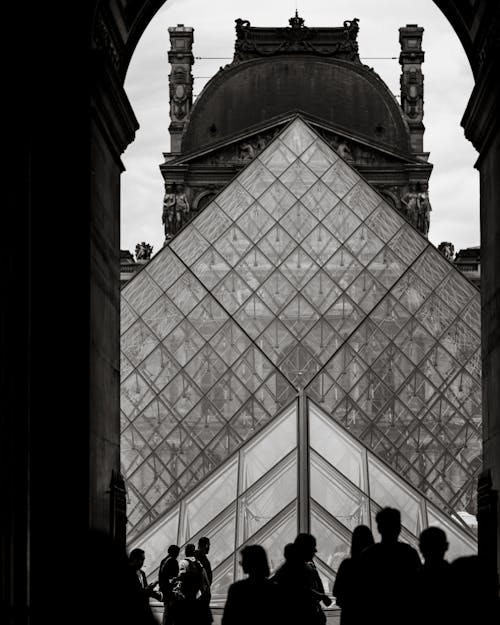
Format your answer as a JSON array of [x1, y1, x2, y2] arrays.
[[182, 56, 412, 156]]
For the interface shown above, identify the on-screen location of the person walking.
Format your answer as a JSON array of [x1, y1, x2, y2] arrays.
[[158, 545, 180, 625]]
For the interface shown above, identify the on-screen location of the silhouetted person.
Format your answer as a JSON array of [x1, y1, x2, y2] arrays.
[[415, 527, 453, 625], [357, 508, 421, 625], [195, 536, 213, 623], [171, 543, 210, 625], [333, 524, 374, 625], [273, 533, 331, 625], [195, 537, 213, 586], [222, 544, 284, 625], [128, 548, 162, 603], [159, 545, 180, 625], [86, 530, 157, 625]]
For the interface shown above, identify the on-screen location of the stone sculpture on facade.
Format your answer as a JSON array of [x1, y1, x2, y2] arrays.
[[416, 186, 432, 236], [135, 242, 153, 261], [438, 241, 455, 262], [162, 183, 191, 241]]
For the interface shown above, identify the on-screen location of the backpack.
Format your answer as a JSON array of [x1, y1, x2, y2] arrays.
[[158, 556, 178, 596]]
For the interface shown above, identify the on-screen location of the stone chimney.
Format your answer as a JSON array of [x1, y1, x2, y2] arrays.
[[168, 25, 194, 154], [399, 24, 425, 155]]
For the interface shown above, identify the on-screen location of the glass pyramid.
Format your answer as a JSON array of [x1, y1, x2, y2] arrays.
[[121, 117, 480, 595]]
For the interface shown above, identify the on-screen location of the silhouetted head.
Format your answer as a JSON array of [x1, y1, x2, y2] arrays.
[[419, 527, 448, 563], [375, 507, 401, 542], [294, 533, 317, 562], [185, 543, 196, 558], [198, 536, 210, 554], [283, 542, 296, 562], [351, 525, 375, 557], [239, 544, 270, 579], [167, 544, 180, 558], [128, 548, 145, 570]]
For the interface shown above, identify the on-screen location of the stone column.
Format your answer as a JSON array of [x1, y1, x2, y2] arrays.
[[168, 25, 194, 154], [399, 24, 425, 156], [462, 24, 500, 603]]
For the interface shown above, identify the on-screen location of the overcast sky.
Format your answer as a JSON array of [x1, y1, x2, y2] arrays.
[[121, 0, 479, 258]]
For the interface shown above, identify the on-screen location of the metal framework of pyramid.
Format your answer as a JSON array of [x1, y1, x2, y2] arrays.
[[120, 118, 480, 596]]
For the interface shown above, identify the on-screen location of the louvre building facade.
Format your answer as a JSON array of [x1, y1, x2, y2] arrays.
[[120, 19, 480, 600]]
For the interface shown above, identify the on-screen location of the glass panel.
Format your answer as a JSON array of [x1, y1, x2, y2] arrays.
[[211, 271, 253, 314], [191, 248, 231, 289], [280, 344, 319, 387], [241, 402, 297, 490], [321, 159, 360, 198], [414, 293, 455, 338], [280, 248, 320, 289], [302, 319, 343, 364], [236, 203, 275, 242], [180, 457, 238, 543], [342, 180, 381, 219], [234, 247, 274, 290], [390, 270, 432, 314], [258, 224, 296, 265], [233, 294, 274, 339], [279, 202, 319, 241], [121, 298, 138, 335], [301, 224, 341, 265], [166, 272, 206, 315], [142, 294, 183, 340], [258, 139, 296, 176], [311, 502, 352, 574], [344, 224, 384, 266], [145, 247, 185, 291], [213, 225, 253, 267], [128, 506, 180, 575], [138, 344, 180, 392], [436, 271, 477, 312], [188, 503, 237, 571], [258, 180, 297, 219], [279, 294, 320, 340], [170, 226, 210, 266], [387, 224, 427, 265], [301, 140, 337, 176], [237, 503, 298, 578], [302, 269, 342, 313], [255, 318, 297, 365], [427, 506, 477, 560], [257, 270, 297, 314], [301, 179, 341, 219], [411, 247, 450, 289], [311, 451, 370, 530], [365, 204, 404, 243], [367, 455, 423, 534], [322, 203, 361, 243], [122, 319, 158, 367], [280, 118, 316, 155], [187, 296, 229, 341], [279, 160, 318, 198], [238, 159, 276, 198], [211, 556, 236, 602], [122, 269, 163, 315], [215, 181, 253, 220], [194, 204, 232, 243], [237, 453, 296, 544], [309, 402, 366, 490], [209, 321, 252, 367]]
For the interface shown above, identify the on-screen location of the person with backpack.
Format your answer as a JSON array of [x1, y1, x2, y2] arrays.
[[158, 545, 180, 625], [171, 544, 210, 625]]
